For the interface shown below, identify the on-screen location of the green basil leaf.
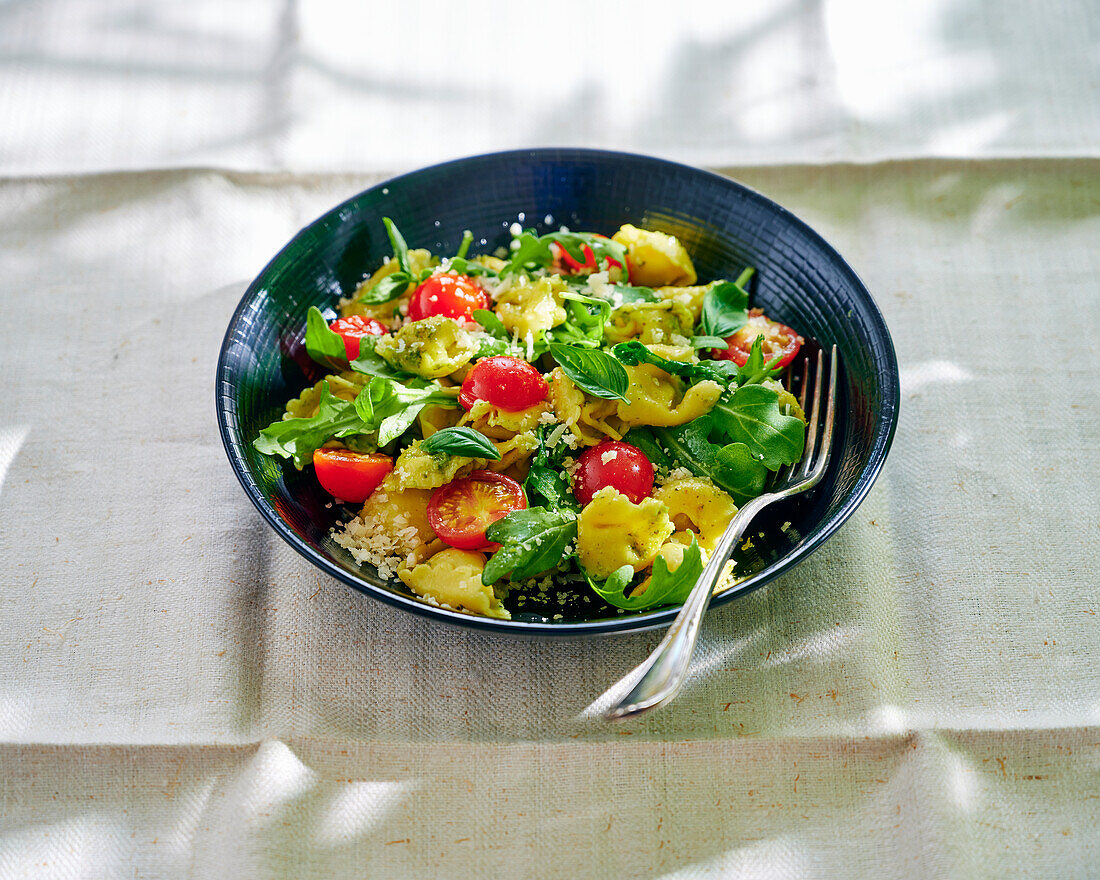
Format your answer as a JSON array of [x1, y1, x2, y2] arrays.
[[419, 427, 501, 460], [304, 306, 348, 369], [382, 216, 411, 275], [253, 382, 371, 469], [586, 537, 704, 610], [482, 508, 578, 584], [700, 281, 749, 338], [710, 384, 805, 470], [356, 271, 410, 305], [549, 343, 630, 402]]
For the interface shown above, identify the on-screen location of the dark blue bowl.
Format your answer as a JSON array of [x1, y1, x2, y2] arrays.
[[216, 148, 899, 635]]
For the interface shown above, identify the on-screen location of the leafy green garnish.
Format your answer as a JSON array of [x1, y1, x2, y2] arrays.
[[472, 309, 508, 338], [524, 425, 579, 511], [482, 508, 578, 584], [353, 218, 417, 305], [383, 217, 411, 275], [371, 382, 463, 446], [611, 340, 738, 386], [734, 334, 786, 385], [609, 283, 658, 304], [691, 335, 728, 349], [500, 230, 627, 277], [550, 291, 611, 349], [710, 385, 805, 470], [253, 382, 371, 469], [700, 280, 749, 338], [348, 335, 415, 381], [304, 306, 349, 370], [419, 427, 501, 460], [586, 537, 705, 610], [548, 343, 630, 401]]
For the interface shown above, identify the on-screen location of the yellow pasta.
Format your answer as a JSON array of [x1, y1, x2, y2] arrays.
[[399, 549, 510, 619]]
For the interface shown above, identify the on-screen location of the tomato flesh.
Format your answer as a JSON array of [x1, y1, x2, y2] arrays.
[[329, 315, 386, 360], [427, 470, 527, 551], [713, 310, 804, 368], [572, 440, 655, 506], [313, 449, 392, 502], [459, 356, 548, 412], [552, 236, 625, 277], [407, 273, 490, 322]]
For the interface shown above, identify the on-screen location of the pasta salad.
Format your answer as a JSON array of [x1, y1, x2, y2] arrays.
[[254, 219, 807, 620]]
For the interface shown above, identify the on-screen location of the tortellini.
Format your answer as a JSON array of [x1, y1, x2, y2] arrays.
[[616, 364, 722, 428], [333, 486, 440, 576], [604, 300, 694, 346], [549, 368, 624, 445], [385, 440, 476, 491], [375, 316, 479, 379], [577, 487, 675, 579], [611, 224, 697, 287], [341, 248, 437, 322], [652, 477, 738, 552], [459, 398, 552, 440], [399, 549, 510, 619], [495, 275, 568, 338], [655, 282, 715, 322]]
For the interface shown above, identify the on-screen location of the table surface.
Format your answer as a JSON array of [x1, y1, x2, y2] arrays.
[[1, 2, 1097, 878]]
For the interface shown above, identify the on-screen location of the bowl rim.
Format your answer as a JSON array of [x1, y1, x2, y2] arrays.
[[216, 147, 900, 636]]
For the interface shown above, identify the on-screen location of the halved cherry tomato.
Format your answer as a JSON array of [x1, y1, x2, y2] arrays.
[[312, 449, 392, 502], [713, 309, 804, 368], [329, 315, 386, 360], [572, 440, 654, 506], [407, 273, 490, 322], [459, 356, 548, 412], [427, 470, 527, 551]]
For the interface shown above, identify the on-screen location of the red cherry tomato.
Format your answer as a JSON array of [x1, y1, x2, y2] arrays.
[[407, 273, 490, 322], [329, 315, 386, 360], [312, 449, 393, 502], [572, 440, 655, 506], [551, 235, 625, 277], [459, 356, 548, 412], [427, 470, 527, 551], [713, 309, 804, 368]]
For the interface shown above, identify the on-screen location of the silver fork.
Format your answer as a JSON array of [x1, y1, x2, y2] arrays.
[[603, 345, 839, 721]]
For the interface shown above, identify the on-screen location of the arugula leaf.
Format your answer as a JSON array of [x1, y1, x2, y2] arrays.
[[304, 306, 348, 369], [710, 384, 805, 470], [627, 419, 768, 504], [734, 334, 786, 386], [253, 382, 371, 469], [586, 537, 705, 610], [349, 335, 415, 381], [419, 427, 501, 460], [609, 283, 658, 304], [550, 292, 611, 349], [500, 229, 627, 277], [612, 340, 739, 385], [472, 309, 508, 338], [382, 217, 411, 275], [355, 272, 410, 305], [691, 335, 728, 349], [524, 425, 580, 510], [700, 281, 749, 338], [375, 384, 462, 446], [482, 508, 578, 584], [549, 343, 630, 402]]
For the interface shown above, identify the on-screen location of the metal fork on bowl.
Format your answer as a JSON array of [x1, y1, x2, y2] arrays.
[[602, 345, 839, 721]]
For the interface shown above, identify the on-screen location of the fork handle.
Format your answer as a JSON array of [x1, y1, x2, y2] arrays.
[[604, 493, 774, 720]]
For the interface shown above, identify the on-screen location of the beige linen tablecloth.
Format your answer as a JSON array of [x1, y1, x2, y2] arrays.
[[1, 3, 1097, 879]]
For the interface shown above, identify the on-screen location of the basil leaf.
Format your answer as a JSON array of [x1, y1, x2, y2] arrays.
[[304, 306, 348, 369], [586, 537, 704, 610], [382, 217, 412, 275], [700, 281, 749, 338], [356, 271, 410, 305], [549, 343, 629, 402], [691, 335, 728, 349], [710, 384, 805, 470], [420, 427, 501, 460], [253, 382, 371, 469], [482, 508, 578, 584]]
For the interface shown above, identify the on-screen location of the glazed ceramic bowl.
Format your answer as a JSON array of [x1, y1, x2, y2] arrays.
[[216, 149, 899, 635]]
